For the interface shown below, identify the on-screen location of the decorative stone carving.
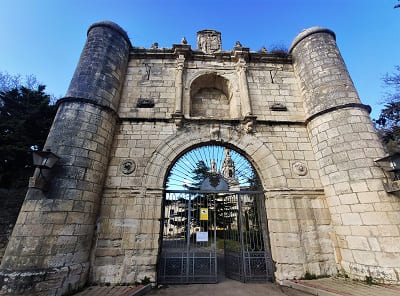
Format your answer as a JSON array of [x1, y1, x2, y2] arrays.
[[242, 115, 256, 133], [244, 120, 254, 133], [197, 29, 222, 54], [172, 113, 184, 129], [181, 37, 187, 45], [260, 46, 268, 53], [151, 42, 158, 49], [235, 41, 242, 47], [210, 126, 220, 138], [121, 159, 136, 175], [292, 161, 308, 176]]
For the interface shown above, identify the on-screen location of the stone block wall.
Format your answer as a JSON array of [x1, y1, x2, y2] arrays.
[[90, 121, 175, 283], [118, 59, 177, 119], [307, 108, 400, 282], [247, 63, 305, 122], [119, 55, 305, 123], [191, 88, 230, 118], [1, 103, 117, 268], [266, 190, 336, 280]]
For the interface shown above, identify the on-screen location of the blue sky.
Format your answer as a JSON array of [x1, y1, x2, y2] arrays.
[[1, 0, 399, 118]]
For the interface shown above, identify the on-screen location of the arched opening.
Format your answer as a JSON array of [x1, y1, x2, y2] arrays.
[[158, 144, 275, 284], [190, 74, 232, 118]]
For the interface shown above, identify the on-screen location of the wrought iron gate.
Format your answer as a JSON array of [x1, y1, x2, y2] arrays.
[[158, 190, 274, 284], [223, 191, 274, 282], [158, 190, 218, 284]]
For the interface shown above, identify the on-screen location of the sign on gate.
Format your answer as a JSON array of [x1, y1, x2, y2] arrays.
[[200, 208, 208, 220], [196, 232, 208, 242]]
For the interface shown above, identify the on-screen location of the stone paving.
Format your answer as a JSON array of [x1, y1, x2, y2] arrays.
[[74, 277, 400, 296], [75, 285, 147, 296], [147, 281, 311, 296], [283, 277, 400, 296]]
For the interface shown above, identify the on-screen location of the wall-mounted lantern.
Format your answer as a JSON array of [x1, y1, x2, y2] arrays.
[[29, 149, 60, 191], [32, 150, 60, 170], [375, 153, 400, 193]]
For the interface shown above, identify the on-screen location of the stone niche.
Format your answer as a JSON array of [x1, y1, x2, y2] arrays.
[[190, 73, 232, 118]]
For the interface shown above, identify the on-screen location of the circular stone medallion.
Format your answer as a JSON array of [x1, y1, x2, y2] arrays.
[[292, 161, 308, 176], [121, 159, 136, 175]]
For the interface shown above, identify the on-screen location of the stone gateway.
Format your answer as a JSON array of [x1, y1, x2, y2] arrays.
[[0, 21, 399, 295]]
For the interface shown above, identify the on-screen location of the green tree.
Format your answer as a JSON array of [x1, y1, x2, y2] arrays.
[[183, 160, 210, 190], [375, 66, 400, 153], [0, 84, 56, 187]]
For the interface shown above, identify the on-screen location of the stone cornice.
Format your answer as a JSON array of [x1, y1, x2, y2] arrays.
[[129, 47, 292, 64], [305, 103, 372, 124], [118, 116, 305, 126], [56, 97, 119, 118]]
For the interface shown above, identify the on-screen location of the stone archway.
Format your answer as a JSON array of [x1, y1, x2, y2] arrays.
[[139, 125, 286, 283], [143, 125, 286, 191], [157, 143, 275, 283]]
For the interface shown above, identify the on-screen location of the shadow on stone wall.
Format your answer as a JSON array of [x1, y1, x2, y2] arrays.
[[0, 187, 27, 263]]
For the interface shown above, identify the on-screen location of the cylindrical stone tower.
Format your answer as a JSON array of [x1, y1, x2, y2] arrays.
[[290, 27, 400, 283], [0, 21, 130, 295]]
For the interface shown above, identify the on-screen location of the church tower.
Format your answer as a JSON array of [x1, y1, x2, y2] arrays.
[[221, 148, 239, 190]]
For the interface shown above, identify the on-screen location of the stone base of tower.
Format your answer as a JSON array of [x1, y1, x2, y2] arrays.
[[0, 263, 88, 296], [340, 260, 400, 284]]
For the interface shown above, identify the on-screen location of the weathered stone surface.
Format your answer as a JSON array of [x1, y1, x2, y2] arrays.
[[1, 23, 400, 295]]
